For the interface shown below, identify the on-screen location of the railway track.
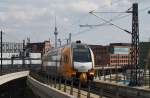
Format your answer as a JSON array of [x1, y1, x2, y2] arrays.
[[91, 81, 150, 98], [30, 71, 150, 98]]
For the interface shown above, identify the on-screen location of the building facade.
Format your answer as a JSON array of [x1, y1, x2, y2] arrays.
[[0, 41, 51, 65], [26, 40, 51, 54], [89, 43, 131, 67], [0, 42, 23, 53], [109, 43, 131, 66], [89, 45, 110, 67], [139, 42, 150, 69]]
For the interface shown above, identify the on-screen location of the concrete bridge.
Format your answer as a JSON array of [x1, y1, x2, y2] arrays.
[[0, 70, 75, 98], [1, 69, 150, 98]]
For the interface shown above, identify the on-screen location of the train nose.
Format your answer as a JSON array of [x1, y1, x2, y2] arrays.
[[79, 73, 87, 81]]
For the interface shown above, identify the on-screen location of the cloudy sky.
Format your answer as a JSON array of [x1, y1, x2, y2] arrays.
[[0, 0, 150, 45]]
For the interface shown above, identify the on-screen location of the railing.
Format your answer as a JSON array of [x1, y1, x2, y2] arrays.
[[30, 70, 150, 98], [95, 66, 150, 88], [0, 64, 29, 76], [29, 70, 98, 98]]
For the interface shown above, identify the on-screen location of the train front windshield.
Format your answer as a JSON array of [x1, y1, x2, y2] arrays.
[[73, 45, 92, 62]]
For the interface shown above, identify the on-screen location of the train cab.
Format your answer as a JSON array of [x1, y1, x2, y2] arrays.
[[71, 41, 95, 81], [42, 41, 95, 81]]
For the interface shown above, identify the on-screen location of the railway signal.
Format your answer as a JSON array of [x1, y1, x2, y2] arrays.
[[54, 16, 58, 48]]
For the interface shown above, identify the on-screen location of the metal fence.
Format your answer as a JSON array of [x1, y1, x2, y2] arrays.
[[95, 65, 150, 88], [0, 64, 29, 76], [29, 70, 150, 98]]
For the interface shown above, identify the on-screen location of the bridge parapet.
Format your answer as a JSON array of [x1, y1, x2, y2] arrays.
[[27, 76, 75, 98], [0, 71, 29, 85]]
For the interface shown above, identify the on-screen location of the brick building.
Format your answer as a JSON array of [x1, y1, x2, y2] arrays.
[[26, 41, 51, 54], [89, 43, 131, 67], [109, 43, 131, 66], [89, 45, 110, 67]]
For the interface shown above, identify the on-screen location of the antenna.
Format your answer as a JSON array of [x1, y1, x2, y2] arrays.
[[55, 16, 57, 28]]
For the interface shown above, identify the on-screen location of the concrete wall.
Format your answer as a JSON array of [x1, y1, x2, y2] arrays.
[[0, 71, 29, 85], [0, 71, 75, 98], [27, 76, 75, 98]]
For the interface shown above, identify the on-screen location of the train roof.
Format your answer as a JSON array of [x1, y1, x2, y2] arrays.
[[44, 41, 89, 55]]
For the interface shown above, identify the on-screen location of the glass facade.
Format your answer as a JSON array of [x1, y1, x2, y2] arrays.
[[113, 47, 129, 54]]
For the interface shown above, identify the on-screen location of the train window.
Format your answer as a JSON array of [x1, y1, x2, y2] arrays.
[[73, 48, 91, 62]]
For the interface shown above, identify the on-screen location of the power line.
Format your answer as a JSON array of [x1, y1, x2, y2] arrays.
[[90, 12, 132, 34], [73, 22, 109, 37], [73, 14, 129, 37], [76, 5, 150, 37], [80, 12, 131, 28], [69, 1, 150, 38], [71, 1, 131, 37], [65, 0, 124, 35], [80, 23, 109, 28], [92, 12, 128, 13], [73, 17, 126, 38], [106, 5, 150, 22]]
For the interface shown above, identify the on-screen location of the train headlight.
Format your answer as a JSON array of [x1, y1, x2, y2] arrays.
[[89, 72, 94, 75], [88, 69, 95, 75], [72, 72, 76, 76]]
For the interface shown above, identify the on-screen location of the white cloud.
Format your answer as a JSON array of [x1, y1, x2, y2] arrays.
[[144, 25, 150, 31], [103, 0, 112, 7], [70, 1, 99, 12], [0, 5, 49, 23], [63, 17, 69, 22], [0, 0, 149, 44]]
